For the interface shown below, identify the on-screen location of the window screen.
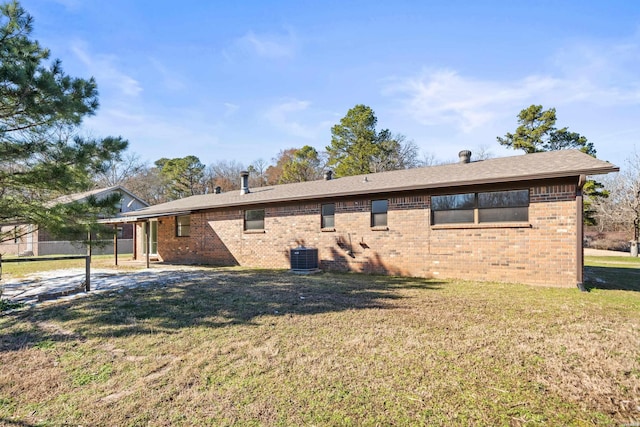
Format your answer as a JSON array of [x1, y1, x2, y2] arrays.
[[176, 215, 191, 237], [431, 193, 475, 225], [321, 203, 335, 228], [432, 190, 529, 225], [244, 209, 265, 230], [478, 190, 529, 223], [371, 199, 388, 227]]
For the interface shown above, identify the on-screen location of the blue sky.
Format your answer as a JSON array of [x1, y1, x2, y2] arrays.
[[20, 0, 640, 170]]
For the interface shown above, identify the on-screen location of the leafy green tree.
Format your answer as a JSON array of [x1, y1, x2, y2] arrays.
[[582, 180, 609, 226], [327, 104, 382, 177], [265, 148, 296, 184], [280, 145, 323, 183], [498, 104, 606, 225], [327, 104, 416, 177], [155, 155, 205, 200], [0, 1, 127, 243], [497, 105, 595, 155]]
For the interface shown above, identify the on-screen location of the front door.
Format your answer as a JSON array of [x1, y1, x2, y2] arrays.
[[143, 220, 158, 256]]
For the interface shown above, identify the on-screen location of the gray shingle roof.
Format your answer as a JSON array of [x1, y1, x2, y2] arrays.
[[52, 185, 149, 207], [125, 150, 618, 218]]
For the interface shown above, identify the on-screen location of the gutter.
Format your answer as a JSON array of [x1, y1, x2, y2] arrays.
[[121, 166, 619, 218], [99, 211, 192, 224]]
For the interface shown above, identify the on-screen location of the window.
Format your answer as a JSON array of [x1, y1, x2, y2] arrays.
[[371, 199, 388, 227], [244, 209, 265, 231], [176, 215, 191, 237], [431, 193, 475, 224], [432, 189, 529, 225], [321, 203, 335, 229], [478, 190, 529, 222]]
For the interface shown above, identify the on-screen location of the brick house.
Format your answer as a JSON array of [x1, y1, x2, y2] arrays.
[[121, 150, 618, 288]]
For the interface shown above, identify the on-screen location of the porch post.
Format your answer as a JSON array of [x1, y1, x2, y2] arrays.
[[87, 230, 92, 261], [576, 175, 586, 291], [132, 223, 137, 260], [145, 220, 150, 269], [85, 255, 91, 292], [113, 224, 118, 266]]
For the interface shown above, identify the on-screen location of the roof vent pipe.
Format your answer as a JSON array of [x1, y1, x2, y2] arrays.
[[324, 170, 333, 181], [458, 150, 472, 164], [240, 171, 250, 195], [214, 186, 221, 194]]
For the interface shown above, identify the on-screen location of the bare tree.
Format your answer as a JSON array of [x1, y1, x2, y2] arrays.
[[370, 134, 421, 172], [205, 160, 246, 192], [121, 166, 165, 205], [248, 158, 269, 187], [592, 150, 640, 234], [419, 152, 439, 167], [474, 144, 494, 161], [95, 152, 147, 187]]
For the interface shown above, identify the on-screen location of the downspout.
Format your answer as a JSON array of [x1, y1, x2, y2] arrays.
[[576, 174, 587, 291]]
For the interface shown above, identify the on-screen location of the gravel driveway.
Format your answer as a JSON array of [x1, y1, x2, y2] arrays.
[[1, 265, 211, 306]]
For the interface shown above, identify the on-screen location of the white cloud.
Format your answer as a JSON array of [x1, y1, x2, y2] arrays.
[[226, 29, 298, 60], [71, 41, 143, 97], [51, 0, 82, 10], [385, 69, 561, 132], [385, 34, 640, 133], [223, 102, 239, 117], [549, 35, 640, 105], [83, 106, 222, 162], [149, 58, 186, 91], [263, 99, 318, 138]]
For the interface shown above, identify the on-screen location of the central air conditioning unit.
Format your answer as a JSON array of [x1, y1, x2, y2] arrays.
[[290, 246, 319, 272]]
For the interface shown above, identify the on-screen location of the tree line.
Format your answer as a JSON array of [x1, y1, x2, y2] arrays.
[[95, 104, 423, 205]]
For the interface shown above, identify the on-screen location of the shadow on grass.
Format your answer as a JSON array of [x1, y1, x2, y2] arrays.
[[0, 418, 37, 426], [0, 269, 443, 352], [584, 265, 640, 292]]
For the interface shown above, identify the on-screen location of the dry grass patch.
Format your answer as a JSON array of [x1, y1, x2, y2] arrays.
[[0, 268, 638, 426], [0, 254, 136, 280]]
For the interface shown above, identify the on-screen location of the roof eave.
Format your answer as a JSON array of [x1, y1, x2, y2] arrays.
[[124, 166, 618, 218], [101, 211, 192, 224]]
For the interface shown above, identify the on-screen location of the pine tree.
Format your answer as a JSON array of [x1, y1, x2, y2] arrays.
[[498, 105, 606, 225], [327, 104, 416, 177], [0, 1, 127, 243]]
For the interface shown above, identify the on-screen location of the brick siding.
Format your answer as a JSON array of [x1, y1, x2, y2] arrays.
[[144, 180, 580, 287]]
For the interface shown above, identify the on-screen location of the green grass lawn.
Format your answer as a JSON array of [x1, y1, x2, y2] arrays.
[[0, 258, 639, 426], [585, 255, 640, 292]]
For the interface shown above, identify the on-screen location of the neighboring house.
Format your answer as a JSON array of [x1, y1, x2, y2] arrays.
[[0, 186, 148, 256], [119, 150, 618, 288]]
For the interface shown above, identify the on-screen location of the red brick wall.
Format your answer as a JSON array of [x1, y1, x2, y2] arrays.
[[148, 180, 580, 287]]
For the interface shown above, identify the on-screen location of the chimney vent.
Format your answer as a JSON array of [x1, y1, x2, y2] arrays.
[[324, 170, 333, 181], [458, 150, 472, 164], [214, 186, 221, 194], [240, 171, 250, 194]]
